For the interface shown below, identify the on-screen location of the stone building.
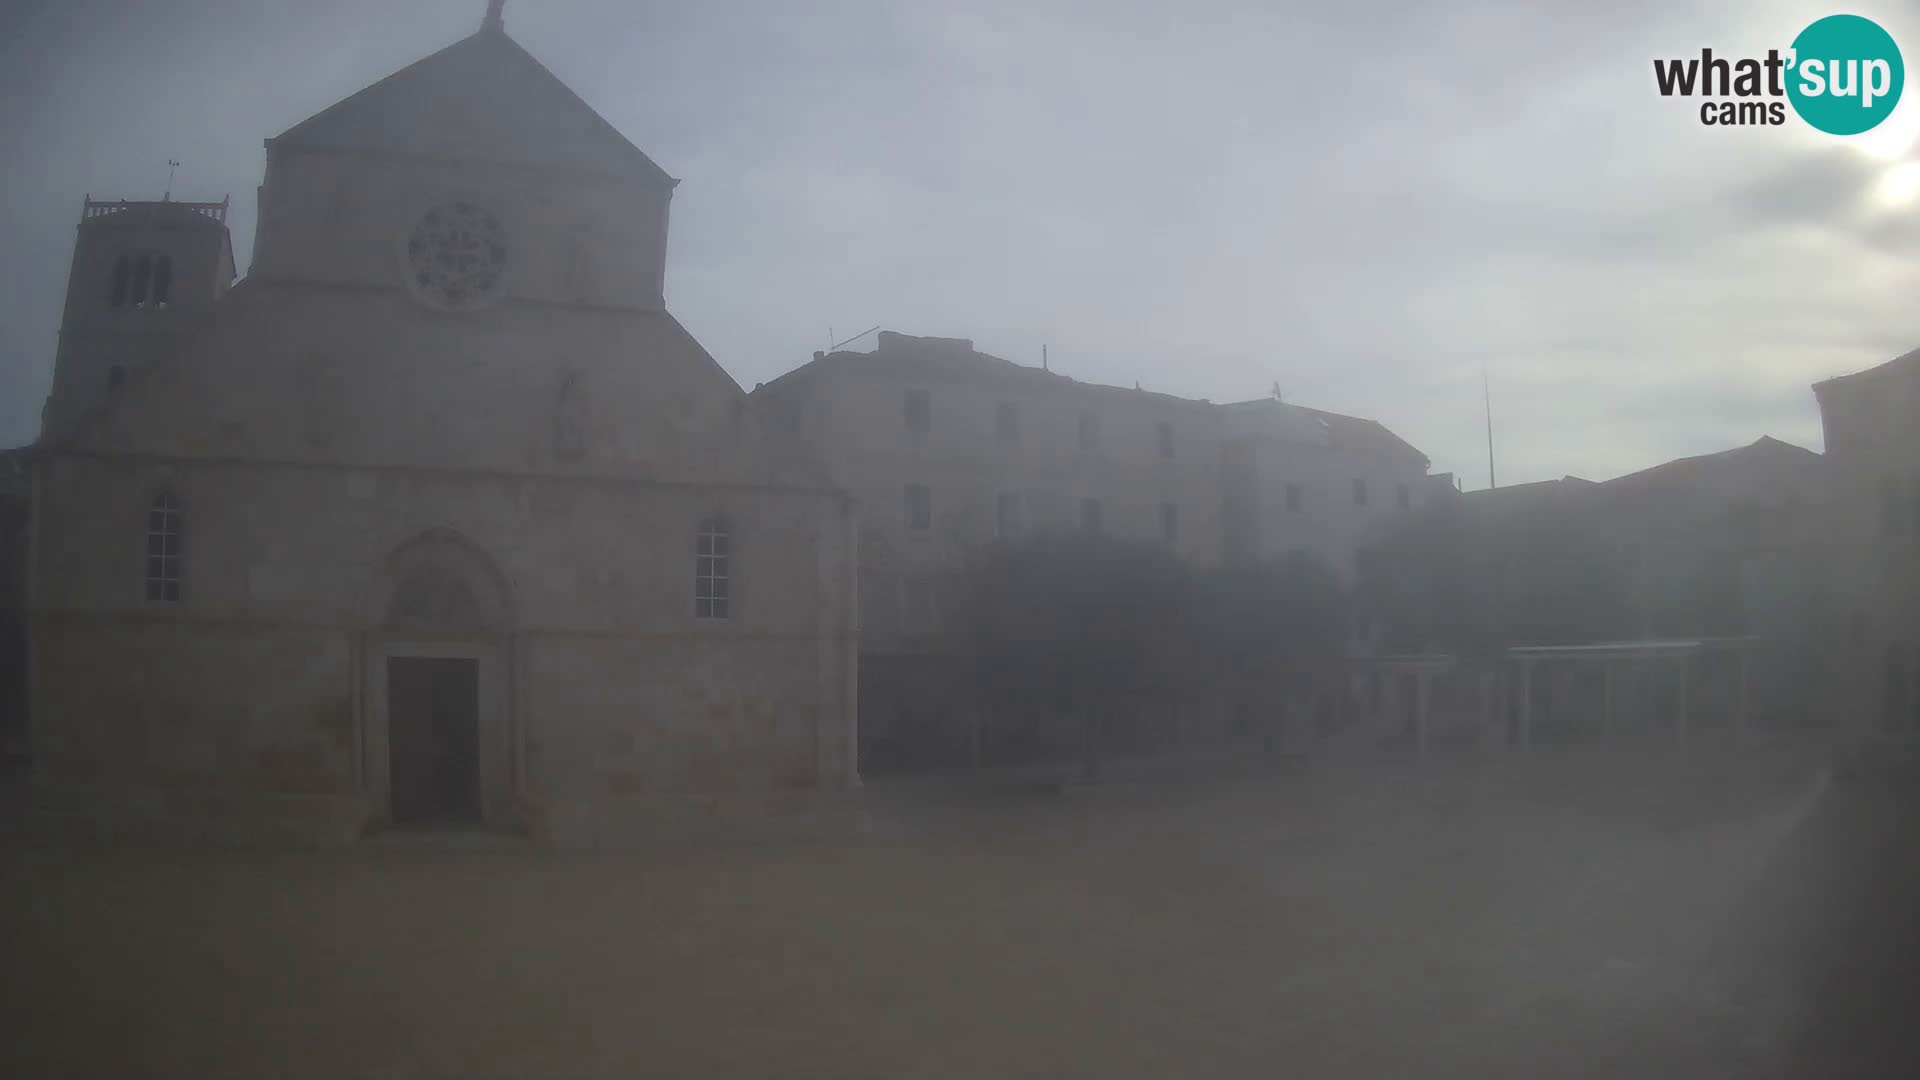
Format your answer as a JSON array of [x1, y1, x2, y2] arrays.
[[24, 8, 858, 845], [1589, 438, 1826, 626], [1583, 436, 1830, 726], [1814, 348, 1920, 741], [753, 332, 1229, 766], [752, 331, 1431, 767], [1221, 397, 1435, 580]]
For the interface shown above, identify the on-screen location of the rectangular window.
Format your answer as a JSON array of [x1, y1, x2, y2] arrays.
[[996, 401, 1020, 443], [1160, 502, 1179, 544], [1081, 497, 1103, 533], [129, 255, 152, 309], [1077, 410, 1100, 451], [996, 492, 1022, 539], [1396, 483, 1410, 510], [904, 387, 931, 433], [905, 483, 931, 531], [1155, 421, 1174, 459], [1352, 478, 1368, 508], [1285, 483, 1302, 512], [152, 256, 173, 308], [694, 521, 730, 619], [904, 576, 934, 631], [145, 493, 181, 603]]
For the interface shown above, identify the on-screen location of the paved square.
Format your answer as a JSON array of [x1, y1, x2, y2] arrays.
[[0, 748, 1831, 1078]]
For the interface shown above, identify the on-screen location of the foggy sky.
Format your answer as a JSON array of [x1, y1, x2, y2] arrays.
[[4, 0, 1918, 485]]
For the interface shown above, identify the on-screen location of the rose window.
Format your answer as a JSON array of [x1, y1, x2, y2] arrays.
[[406, 202, 507, 310]]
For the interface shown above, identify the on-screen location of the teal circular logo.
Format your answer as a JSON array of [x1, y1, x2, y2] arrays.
[[1787, 15, 1904, 135]]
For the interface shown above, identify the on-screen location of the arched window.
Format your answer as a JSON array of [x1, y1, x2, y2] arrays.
[[129, 255, 152, 308], [694, 517, 729, 620], [145, 492, 181, 602], [109, 255, 130, 306], [152, 256, 173, 308]]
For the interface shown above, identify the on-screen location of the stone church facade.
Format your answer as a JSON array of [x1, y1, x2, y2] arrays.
[[25, 12, 858, 845]]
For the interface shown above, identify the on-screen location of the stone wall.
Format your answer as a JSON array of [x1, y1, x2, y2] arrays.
[[28, 448, 856, 845], [29, 616, 366, 844], [523, 632, 847, 844]]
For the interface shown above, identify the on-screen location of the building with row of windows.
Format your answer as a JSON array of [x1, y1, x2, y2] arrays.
[[752, 330, 1434, 767]]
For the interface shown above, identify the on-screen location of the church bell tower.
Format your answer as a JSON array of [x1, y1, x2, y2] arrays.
[[40, 194, 236, 435]]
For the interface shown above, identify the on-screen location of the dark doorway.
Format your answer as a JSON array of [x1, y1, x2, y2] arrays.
[[388, 656, 480, 826]]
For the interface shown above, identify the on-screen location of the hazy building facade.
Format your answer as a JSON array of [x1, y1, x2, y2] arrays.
[[1814, 349, 1920, 741], [1221, 398, 1435, 581], [25, 14, 857, 844], [1584, 436, 1830, 725], [753, 332, 1230, 765], [1589, 438, 1826, 629], [753, 331, 1432, 767]]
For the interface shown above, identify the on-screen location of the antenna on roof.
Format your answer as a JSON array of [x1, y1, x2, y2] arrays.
[[1270, 380, 1283, 403], [1042, 344, 1049, 372], [1482, 360, 1498, 490], [827, 326, 878, 352], [164, 159, 179, 201]]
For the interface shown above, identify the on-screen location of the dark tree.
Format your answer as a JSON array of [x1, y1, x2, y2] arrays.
[[948, 535, 1355, 774], [945, 533, 1189, 777], [1182, 552, 1350, 747], [1358, 500, 1632, 658]]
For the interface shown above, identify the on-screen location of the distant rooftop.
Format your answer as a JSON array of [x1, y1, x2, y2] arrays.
[[1597, 435, 1820, 498], [1222, 397, 1429, 465], [761, 330, 1214, 408], [756, 329, 1432, 461], [1459, 475, 1596, 512], [1813, 343, 1920, 393]]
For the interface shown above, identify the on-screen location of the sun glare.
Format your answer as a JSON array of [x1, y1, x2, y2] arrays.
[[1847, 95, 1920, 160], [1875, 160, 1920, 207]]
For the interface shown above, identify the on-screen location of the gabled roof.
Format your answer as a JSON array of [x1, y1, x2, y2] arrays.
[[1294, 405, 1428, 465], [769, 332, 1066, 391], [269, 25, 675, 187], [1597, 435, 1822, 505], [1812, 344, 1920, 395], [1459, 475, 1595, 512], [1223, 398, 1429, 466], [756, 330, 1214, 410]]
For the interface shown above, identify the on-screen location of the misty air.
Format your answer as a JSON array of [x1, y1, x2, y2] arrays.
[[2, 2, 1918, 1078]]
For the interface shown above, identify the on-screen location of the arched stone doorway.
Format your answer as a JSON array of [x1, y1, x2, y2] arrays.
[[361, 529, 516, 830]]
